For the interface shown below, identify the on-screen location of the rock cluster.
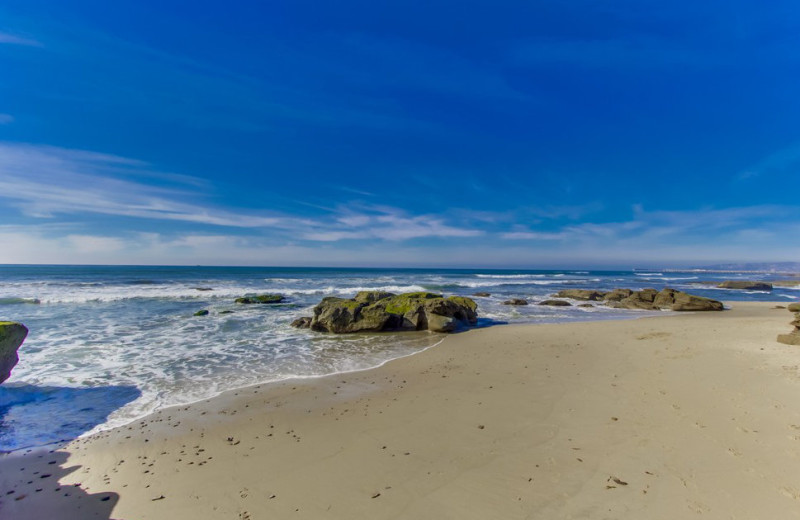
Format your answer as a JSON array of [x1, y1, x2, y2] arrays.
[[0, 321, 28, 384], [777, 305, 800, 346], [292, 291, 478, 333], [717, 281, 773, 291], [554, 288, 723, 311]]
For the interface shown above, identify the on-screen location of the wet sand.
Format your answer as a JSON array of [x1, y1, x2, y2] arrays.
[[2, 302, 800, 519]]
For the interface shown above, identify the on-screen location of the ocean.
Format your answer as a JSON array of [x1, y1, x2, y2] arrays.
[[1, 265, 797, 452]]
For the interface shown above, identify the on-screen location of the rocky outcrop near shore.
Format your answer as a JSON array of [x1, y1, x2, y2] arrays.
[[554, 288, 723, 311], [292, 291, 478, 333], [0, 321, 28, 384], [777, 306, 800, 346], [717, 281, 773, 291]]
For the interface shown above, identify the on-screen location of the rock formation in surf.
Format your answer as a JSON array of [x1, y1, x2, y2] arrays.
[[292, 291, 477, 333], [0, 321, 28, 384]]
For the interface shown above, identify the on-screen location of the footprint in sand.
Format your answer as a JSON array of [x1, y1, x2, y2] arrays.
[[636, 332, 672, 340], [780, 487, 800, 500]]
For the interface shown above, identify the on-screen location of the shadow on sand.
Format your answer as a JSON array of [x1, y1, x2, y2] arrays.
[[0, 384, 140, 519], [0, 383, 141, 453], [0, 448, 120, 520]]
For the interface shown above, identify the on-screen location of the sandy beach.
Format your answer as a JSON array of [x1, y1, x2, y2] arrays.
[[2, 301, 800, 519]]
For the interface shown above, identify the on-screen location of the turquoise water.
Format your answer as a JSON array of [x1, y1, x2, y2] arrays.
[[1, 265, 797, 451]]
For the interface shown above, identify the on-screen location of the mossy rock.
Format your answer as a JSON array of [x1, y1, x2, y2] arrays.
[[1, 321, 28, 384], [193, 309, 209, 316], [235, 294, 285, 304], [308, 292, 476, 333]]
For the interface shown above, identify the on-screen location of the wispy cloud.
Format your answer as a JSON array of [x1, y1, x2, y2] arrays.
[[302, 205, 483, 242], [0, 30, 42, 47], [501, 205, 794, 247], [736, 142, 800, 181], [0, 114, 13, 124], [0, 143, 296, 227], [0, 142, 484, 243]]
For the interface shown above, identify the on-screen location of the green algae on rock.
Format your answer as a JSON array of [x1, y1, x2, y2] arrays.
[[235, 294, 285, 304]]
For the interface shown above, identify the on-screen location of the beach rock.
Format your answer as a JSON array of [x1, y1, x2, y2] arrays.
[[538, 299, 572, 306], [791, 314, 800, 328], [613, 289, 659, 310], [472, 292, 491, 297], [577, 303, 594, 308], [602, 289, 633, 302], [219, 310, 234, 314], [788, 303, 800, 312], [777, 333, 800, 346], [777, 312, 800, 345], [609, 288, 723, 312], [194, 287, 214, 292], [554, 289, 604, 301], [502, 299, 528, 306], [307, 292, 477, 333], [0, 322, 28, 384], [717, 281, 773, 291], [235, 294, 285, 304], [290, 317, 312, 329], [653, 288, 724, 311], [193, 309, 209, 316]]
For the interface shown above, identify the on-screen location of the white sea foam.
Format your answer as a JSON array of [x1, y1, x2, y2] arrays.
[[474, 274, 547, 279]]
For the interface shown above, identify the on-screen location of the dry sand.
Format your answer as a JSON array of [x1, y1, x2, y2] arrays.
[[2, 301, 800, 519]]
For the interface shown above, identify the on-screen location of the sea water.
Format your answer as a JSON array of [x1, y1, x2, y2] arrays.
[[1, 265, 797, 451]]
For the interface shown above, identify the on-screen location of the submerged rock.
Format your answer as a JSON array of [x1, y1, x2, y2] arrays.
[[0, 321, 28, 384], [294, 292, 478, 334], [553, 289, 604, 301], [502, 299, 528, 306], [717, 281, 773, 291], [538, 299, 572, 307], [235, 294, 285, 304], [193, 309, 209, 316], [472, 292, 491, 297], [291, 317, 312, 329]]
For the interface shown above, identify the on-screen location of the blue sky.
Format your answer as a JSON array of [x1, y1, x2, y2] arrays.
[[0, 0, 798, 267]]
